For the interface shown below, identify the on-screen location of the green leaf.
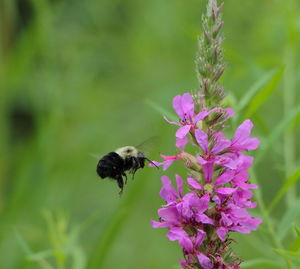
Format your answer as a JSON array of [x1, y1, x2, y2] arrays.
[[242, 258, 283, 268], [267, 167, 300, 213], [255, 104, 300, 164], [244, 69, 284, 118], [277, 198, 300, 241], [237, 69, 277, 113]]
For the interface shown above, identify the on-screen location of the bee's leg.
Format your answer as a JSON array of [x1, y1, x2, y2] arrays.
[[123, 172, 128, 184], [131, 157, 138, 179], [116, 175, 124, 195]]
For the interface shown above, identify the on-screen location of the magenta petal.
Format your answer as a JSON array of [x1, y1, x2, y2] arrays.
[[176, 125, 192, 139], [195, 129, 208, 153], [173, 93, 194, 121], [197, 156, 207, 165], [187, 177, 204, 190], [220, 212, 233, 226], [215, 171, 234, 186], [158, 207, 180, 223], [232, 120, 260, 151], [216, 227, 228, 241], [225, 108, 235, 118], [233, 189, 253, 200], [242, 137, 260, 150], [176, 136, 189, 150], [167, 227, 193, 252], [230, 207, 249, 219], [194, 229, 206, 248], [197, 193, 210, 213], [194, 110, 210, 122], [237, 154, 253, 169], [240, 217, 263, 231], [194, 107, 221, 122], [173, 95, 185, 119], [197, 253, 213, 269], [151, 220, 170, 228], [180, 260, 187, 268], [175, 174, 183, 198], [234, 181, 258, 190], [162, 160, 175, 170], [230, 226, 250, 233], [181, 93, 194, 117], [199, 159, 214, 183], [176, 200, 192, 219], [148, 161, 162, 167], [215, 187, 237, 195], [196, 213, 215, 225], [163, 116, 181, 126], [215, 155, 237, 170], [212, 195, 221, 205], [211, 132, 231, 154], [234, 120, 254, 142], [160, 176, 178, 202]]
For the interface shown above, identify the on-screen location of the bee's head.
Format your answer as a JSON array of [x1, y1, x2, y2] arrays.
[[115, 146, 139, 159]]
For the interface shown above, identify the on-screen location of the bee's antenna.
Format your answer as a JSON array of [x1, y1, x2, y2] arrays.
[[145, 157, 159, 169]]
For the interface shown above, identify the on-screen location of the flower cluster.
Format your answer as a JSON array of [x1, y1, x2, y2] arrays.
[[151, 93, 262, 269]]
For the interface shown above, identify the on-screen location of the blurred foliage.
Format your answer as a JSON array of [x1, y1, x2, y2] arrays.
[[0, 0, 300, 268]]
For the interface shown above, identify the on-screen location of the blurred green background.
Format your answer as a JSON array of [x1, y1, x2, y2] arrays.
[[0, 0, 300, 268]]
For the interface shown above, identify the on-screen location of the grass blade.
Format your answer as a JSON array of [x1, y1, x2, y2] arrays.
[[242, 258, 283, 268], [146, 99, 177, 122], [255, 104, 300, 165], [237, 69, 277, 113], [27, 250, 55, 261], [277, 198, 300, 241], [290, 226, 300, 252], [244, 69, 284, 118], [273, 249, 300, 264], [267, 167, 300, 213]]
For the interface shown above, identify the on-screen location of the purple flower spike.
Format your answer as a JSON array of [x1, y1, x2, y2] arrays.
[[151, 2, 261, 268]]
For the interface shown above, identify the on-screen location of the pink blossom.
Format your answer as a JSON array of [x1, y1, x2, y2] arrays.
[[231, 120, 260, 152], [149, 154, 181, 170], [195, 130, 234, 182], [165, 93, 232, 150]]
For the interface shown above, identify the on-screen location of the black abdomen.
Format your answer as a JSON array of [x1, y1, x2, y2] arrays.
[[97, 152, 124, 179]]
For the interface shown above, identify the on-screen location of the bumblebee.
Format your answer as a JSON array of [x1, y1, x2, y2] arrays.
[[96, 146, 155, 194]]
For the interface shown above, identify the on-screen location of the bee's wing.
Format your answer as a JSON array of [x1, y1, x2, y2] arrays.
[[135, 136, 159, 157], [89, 153, 102, 160]]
